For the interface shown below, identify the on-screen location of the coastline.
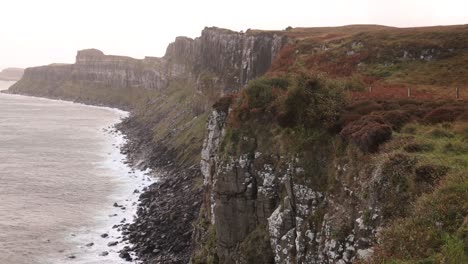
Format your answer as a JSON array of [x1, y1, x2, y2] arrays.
[[0, 85, 157, 263], [44, 127, 157, 264], [3, 87, 203, 263]]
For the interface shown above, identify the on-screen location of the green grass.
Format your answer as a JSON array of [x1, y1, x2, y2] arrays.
[[373, 121, 468, 263], [396, 123, 468, 173]]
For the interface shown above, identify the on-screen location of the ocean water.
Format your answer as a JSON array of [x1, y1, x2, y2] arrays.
[[0, 81, 152, 264]]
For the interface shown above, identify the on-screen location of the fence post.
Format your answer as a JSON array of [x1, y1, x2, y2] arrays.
[[456, 87, 460, 99], [369, 86, 372, 93], [407, 87, 411, 98]]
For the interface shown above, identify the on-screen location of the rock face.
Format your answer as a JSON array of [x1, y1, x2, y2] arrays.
[[166, 27, 289, 94], [0, 67, 24, 81], [9, 27, 289, 108], [5, 27, 290, 264], [200, 108, 389, 263]]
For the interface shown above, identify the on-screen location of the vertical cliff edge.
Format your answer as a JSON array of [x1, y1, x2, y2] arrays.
[[6, 25, 468, 264], [7, 27, 290, 264]]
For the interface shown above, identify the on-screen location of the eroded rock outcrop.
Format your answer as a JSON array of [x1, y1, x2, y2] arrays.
[[200, 111, 392, 264]]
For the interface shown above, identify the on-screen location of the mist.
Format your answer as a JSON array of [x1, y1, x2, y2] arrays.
[[0, 0, 467, 69]]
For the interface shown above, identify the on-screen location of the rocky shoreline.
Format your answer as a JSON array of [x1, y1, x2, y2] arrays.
[[115, 116, 203, 263], [3, 85, 203, 264]]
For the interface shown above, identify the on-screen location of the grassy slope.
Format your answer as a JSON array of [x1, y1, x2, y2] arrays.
[[208, 71, 467, 263], [268, 24, 468, 100]]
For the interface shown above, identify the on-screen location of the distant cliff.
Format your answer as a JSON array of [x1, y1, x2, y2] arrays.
[[9, 27, 289, 108], [0, 67, 24, 81]]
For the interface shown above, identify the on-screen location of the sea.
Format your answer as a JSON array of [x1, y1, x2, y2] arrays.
[[0, 80, 152, 264]]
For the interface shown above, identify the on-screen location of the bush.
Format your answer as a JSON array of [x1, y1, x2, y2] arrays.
[[347, 100, 383, 115], [381, 110, 411, 131], [403, 142, 434, 153], [415, 164, 449, 184], [340, 115, 392, 152], [230, 73, 347, 130], [245, 78, 281, 109], [424, 107, 464, 124], [213, 94, 235, 113], [275, 74, 347, 129], [378, 153, 417, 218], [239, 225, 275, 264]]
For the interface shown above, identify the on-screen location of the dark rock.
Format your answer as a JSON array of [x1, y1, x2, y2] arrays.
[[100, 233, 108, 238], [99, 251, 109, 256], [107, 241, 118, 247], [85, 242, 94, 247], [119, 252, 132, 262]]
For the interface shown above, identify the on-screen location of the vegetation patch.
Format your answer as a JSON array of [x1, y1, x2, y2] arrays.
[[239, 225, 275, 264], [340, 115, 393, 152]]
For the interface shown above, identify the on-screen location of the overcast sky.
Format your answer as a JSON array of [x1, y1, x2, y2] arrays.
[[0, 0, 467, 69]]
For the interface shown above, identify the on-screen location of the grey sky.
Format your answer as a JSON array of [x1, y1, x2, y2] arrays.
[[0, 0, 467, 69]]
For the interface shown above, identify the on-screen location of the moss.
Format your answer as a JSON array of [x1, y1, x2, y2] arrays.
[[362, 209, 373, 226], [378, 152, 417, 219], [239, 225, 275, 264], [414, 164, 449, 184], [331, 224, 353, 241], [192, 225, 219, 264]]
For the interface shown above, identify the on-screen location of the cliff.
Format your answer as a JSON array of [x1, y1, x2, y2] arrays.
[[6, 25, 468, 264], [7, 26, 290, 263], [0, 67, 24, 81], [198, 74, 467, 264], [9, 27, 289, 108]]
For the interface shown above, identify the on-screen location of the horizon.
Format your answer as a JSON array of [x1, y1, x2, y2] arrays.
[[1, 0, 467, 70], [4, 23, 468, 71]]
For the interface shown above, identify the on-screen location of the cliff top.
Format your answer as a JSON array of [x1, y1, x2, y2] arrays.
[[266, 24, 468, 99]]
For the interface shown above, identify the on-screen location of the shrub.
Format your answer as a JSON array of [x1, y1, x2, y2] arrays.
[[424, 107, 464, 124], [347, 100, 383, 115], [231, 73, 347, 130], [213, 94, 235, 113], [275, 74, 347, 129], [245, 78, 279, 109], [330, 112, 362, 133], [340, 115, 392, 152], [403, 142, 434, 153], [381, 110, 411, 131], [415, 164, 449, 184], [378, 153, 417, 218], [239, 225, 275, 264]]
